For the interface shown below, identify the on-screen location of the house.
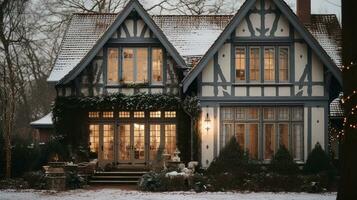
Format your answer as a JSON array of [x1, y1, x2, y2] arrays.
[[31, 0, 342, 169]]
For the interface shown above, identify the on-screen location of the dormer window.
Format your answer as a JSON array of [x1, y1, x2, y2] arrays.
[[106, 47, 163, 85]]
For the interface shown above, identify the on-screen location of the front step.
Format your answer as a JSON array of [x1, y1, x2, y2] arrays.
[[89, 171, 148, 184]]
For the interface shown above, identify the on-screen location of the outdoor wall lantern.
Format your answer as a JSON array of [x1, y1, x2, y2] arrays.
[[204, 112, 211, 133]]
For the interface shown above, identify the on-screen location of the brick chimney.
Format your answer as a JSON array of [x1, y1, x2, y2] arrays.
[[297, 0, 311, 24]]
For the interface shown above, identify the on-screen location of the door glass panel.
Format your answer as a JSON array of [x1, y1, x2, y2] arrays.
[[103, 124, 114, 160], [119, 124, 131, 161], [134, 124, 145, 160], [235, 124, 245, 149], [249, 124, 259, 159], [150, 125, 161, 160], [89, 124, 99, 154], [165, 124, 176, 155], [264, 124, 275, 160]]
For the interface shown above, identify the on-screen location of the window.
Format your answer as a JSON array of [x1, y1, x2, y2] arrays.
[[235, 47, 246, 81], [89, 124, 99, 153], [264, 48, 275, 81], [119, 112, 130, 118], [103, 124, 114, 160], [250, 48, 260, 81], [107, 48, 119, 84], [279, 47, 289, 81], [122, 48, 148, 83], [89, 112, 99, 118], [221, 106, 304, 161], [134, 111, 145, 118], [152, 48, 163, 84], [150, 111, 161, 118], [103, 112, 113, 118], [165, 111, 176, 118], [150, 124, 161, 160], [165, 124, 176, 155]]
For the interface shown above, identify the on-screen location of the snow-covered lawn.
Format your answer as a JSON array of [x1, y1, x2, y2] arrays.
[[0, 189, 336, 200]]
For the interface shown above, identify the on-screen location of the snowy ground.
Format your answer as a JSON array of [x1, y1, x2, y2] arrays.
[[0, 188, 337, 200]]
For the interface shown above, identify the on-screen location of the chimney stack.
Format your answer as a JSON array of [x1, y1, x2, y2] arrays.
[[297, 0, 311, 24]]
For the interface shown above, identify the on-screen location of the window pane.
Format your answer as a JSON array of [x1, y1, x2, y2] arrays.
[[278, 107, 289, 120], [152, 48, 163, 84], [107, 48, 118, 84], [123, 48, 134, 83], [222, 123, 234, 148], [235, 124, 245, 148], [119, 124, 131, 161], [279, 124, 289, 149], [279, 48, 289, 81], [292, 124, 303, 160], [263, 107, 275, 120], [249, 124, 259, 159], [119, 112, 130, 118], [134, 111, 145, 118], [264, 48, 275, 81], [164, 111, 176, 118], [133, 124, 145, 160], [264, 124, 275, 160], [165, 124, 176, 155], [137, 48, 148, 83], [103, 112, 113, 118], [89, 112, 99, 118], [292, 107, 304, 121], [250, 48, 260, 81], [222, 108, 234, 120], [150, 125, 161, 160], [150, 111, 161, 118], [89, 124, 99, 153], [236, 107, 246, 120], [103, 124, 114, 160], [235, 47, 246, 81], [247, 107, 259, 120]]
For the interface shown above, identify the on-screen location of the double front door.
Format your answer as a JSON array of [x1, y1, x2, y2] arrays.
[[90, 122, 176, 168]]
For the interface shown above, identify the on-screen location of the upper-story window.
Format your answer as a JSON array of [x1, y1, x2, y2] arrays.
[[107, 47, 163, 85], [235, 46, 289, 83]]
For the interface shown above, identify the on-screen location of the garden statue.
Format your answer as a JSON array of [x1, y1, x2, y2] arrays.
[[171, 148, 181, 162]]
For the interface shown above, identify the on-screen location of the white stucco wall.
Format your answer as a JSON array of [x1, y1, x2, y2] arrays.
[[311, 107, 325, 149], [201, 107, 215, 168]]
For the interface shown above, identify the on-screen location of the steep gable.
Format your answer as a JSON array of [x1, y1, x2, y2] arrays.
[[182, 0, 342, 92], [50, 0, 186, 85]]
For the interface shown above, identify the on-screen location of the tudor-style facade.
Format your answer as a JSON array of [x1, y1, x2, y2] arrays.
[[31, 0, 342, 169]]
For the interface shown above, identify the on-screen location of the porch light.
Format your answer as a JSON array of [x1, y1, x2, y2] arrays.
[[204, 113, 211, 132]]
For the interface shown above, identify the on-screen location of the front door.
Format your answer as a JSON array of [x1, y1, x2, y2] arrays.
[[118, 123, 146, 166]]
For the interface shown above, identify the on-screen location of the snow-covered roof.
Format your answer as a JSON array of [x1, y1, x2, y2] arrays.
[[152, 15, 232, 58], [305, 14, 342, 69], [47, 13, 117, 82], [47, 13, 342, 83], [30, 112, 53, 128]]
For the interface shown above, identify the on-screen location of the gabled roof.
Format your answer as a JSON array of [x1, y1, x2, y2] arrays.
[[182, 0, 343, 92], [53, 0, 187, 85]]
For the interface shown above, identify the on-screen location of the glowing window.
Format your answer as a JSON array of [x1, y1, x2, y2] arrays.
[[164, 111, 176, 118], [150, 111, 161, 118], [134, 111, 145, 118], [103, 112, 114, 118], [89, 112, 99, 118], [119, 112, 130, 118]]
